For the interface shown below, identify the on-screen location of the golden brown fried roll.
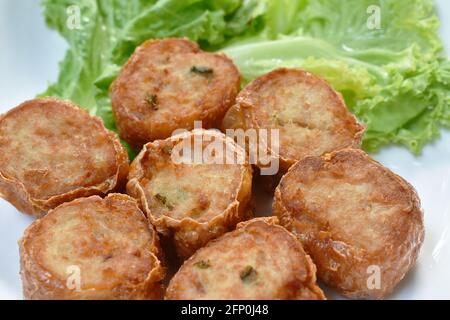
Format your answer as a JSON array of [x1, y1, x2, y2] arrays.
[[166, 217, 325, 300], [222, 68, 364, 190], [273, 148, 424, 299], [111, 38, 241, 148], [127, 129, 252, 259], [19, 194, 165, 300], [0, 98, 129, 217]]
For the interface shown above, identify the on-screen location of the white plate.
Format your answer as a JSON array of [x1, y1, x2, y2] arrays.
[[0, 0, 449, 300]]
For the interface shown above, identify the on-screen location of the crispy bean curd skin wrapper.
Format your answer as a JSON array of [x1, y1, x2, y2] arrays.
[[110, 38, 241, 149], [0, 98, 129, 217], [127, 129, 253, 259], [273, 149, 425, 299], [222, 68, 364, 189], [19, 194, 165, 300], [165, 217, 325, 300]]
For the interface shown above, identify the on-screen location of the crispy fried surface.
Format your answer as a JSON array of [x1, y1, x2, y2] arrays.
[[19, 194, 165, 300], [111, 38, 241, 148], [127, 129, 253, 259], [222, 68, 364, 185], [166, 217, 325, 300], [0, 98, 129, 217], [273, 149, 424, 299]]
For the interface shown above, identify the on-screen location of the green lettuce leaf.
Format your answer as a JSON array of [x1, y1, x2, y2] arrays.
[[41, 0, 450, 155]]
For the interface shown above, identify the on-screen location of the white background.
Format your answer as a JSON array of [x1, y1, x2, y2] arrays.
[[0, 0, 449, 299]]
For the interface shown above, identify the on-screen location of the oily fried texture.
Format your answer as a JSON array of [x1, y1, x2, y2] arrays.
[[166, 217, 325, 300], [273, 149, 424, 299], [111, 38, 241, 148], [222, 68, 364, 184], [19, 194, 165, 300], [127, 129, 253, 259], [0, 98, 129, 217]]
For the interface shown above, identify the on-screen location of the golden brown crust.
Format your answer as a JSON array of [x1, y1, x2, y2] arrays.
[[0, 98, 129, 217], [222, 68, 364, 188], [273, 148, 424, 299], [19, 194, 165, 300], [111, 38, 241, 149], [165, 217, 325, 300], [127, 129, 253, 259]]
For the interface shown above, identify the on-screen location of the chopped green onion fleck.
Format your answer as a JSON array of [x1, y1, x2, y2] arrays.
[[240, 265, 258, 284], [190, 66, 213, 76], [194, 260, 211, 269], [145, 93, 158, 110], [154, 193, 174, 210]]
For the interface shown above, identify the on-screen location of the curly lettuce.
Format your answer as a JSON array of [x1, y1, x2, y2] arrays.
[[41, 0, 450, 154]]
